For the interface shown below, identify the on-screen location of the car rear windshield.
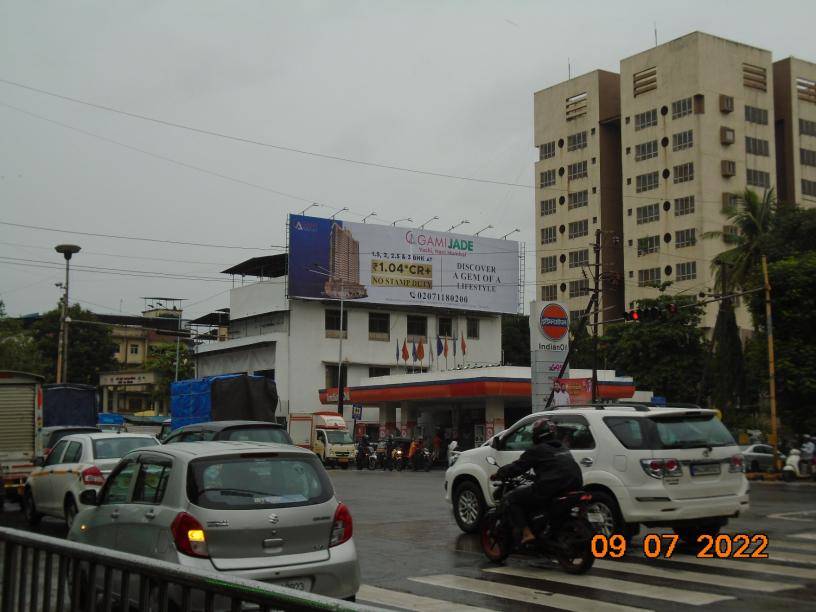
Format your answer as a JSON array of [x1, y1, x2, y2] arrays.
[[92, 437, 159, 459], [187, 454, 333, 510], [603, 414, 736, 450], [222, 427, 291, 444], [325, 430, 353, 445], [47, 428, 98, 448]]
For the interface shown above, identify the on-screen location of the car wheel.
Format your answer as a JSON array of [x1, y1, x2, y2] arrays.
[[65, 497, 79, 529], [586, 491, 624, 539], [22, 489, 42, 527], [673, 525, 721, 545], [453, 481, 485, 534]]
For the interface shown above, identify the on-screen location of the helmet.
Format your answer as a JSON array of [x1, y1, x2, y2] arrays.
[[532, 418, 557, 444]]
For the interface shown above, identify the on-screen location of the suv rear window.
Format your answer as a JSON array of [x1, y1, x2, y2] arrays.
[[92, 437, 159, 459], [603, 414, 736, 450], [222, 427, 292, 444], [46, 428, 99, 449], [188, 454, 332, 510]]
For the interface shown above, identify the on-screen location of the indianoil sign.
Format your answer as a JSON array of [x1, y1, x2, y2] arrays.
[[530, 301, 570, 411], [288, 214, 520, 313]]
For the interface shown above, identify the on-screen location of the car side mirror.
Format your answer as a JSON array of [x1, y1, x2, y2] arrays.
[[79, 489, 99, 506], [491, 436, 501, 450], [34, 456, 45, 467]]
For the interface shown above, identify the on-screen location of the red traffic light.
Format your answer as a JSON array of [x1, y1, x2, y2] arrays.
[[631, 310, 640, 321]]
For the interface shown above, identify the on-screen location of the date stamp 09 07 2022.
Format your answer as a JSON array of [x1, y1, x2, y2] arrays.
[[591, 533, 769, 560]]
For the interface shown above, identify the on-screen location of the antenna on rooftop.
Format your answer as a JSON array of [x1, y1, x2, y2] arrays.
[[654, 22, 658, 47], [568, 57, 571, 79]]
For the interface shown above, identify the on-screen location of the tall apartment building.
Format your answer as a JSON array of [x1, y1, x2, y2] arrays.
[[533, 70, 624, 326], [620, 32, 775, 329], [774, 57, 816, 207]]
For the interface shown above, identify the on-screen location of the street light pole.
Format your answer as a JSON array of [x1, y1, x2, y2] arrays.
[[55, 244, 81, 383]]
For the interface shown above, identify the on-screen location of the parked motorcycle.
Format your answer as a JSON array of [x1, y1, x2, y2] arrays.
[[782, 449, 816, 481], [480, 456, 597, 574], [367, 444, 378, 470], [393, 447, 405, 471]]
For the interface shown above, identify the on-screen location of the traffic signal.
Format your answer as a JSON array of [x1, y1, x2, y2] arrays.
[[623, 309, 640, 322]]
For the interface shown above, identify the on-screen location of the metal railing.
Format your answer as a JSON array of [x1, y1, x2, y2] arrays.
[[0, 527, 378, 612]]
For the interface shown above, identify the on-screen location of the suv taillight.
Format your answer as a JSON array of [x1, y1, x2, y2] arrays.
[[640, 458, 683, 479], [329, 503, 353, 548], [171, 512, 209, 558], [81, 466, 105, 486], [729, 454, 745, 473]]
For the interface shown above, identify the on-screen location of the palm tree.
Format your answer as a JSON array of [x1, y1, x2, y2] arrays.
[[703, 188, 776, 293]]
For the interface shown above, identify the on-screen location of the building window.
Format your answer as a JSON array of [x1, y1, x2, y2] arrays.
[[635, 140, 658, 161], [635, 171, 659, 193], [721, 160, 736, 177], [129, 344, 139, 355], [800, 148, 816, 167], [541, 255, 557, 273], [114, 344, 122, 354], [637, 235, 660, 256], [567, 160, 588, 180], [540, 169, 556, 187], [673, 162, 694, 184], [803, 179, 816, 197], [746, 136, 770, 156], [128, 397, 142, 412], [634, 109, 658, 130], [325, 364, 347, 389], [672, 130, 693, 151], [406, 315, 427, 340], [745, 105, 768, 125], [671, 97, 693, 119], [637, 268, 661, 287], [567, 131, 587, 151], [541, 284, 558, 301], [747, 169, 771, 188], [675, 195, 695, 216], [540, 198, 557, 216], [368, 367, 390, 378], [540, 226, 557, 244], [743, 63, 767, 91], [675, 228, 697, 248], [676, 261, 697, 281], [466, 318, 479, 339], [325, 309, 348, 338], [568, 249, 589, 268], [568, 220, 589, 240], [722, 192, 738, 212], [539, 141, 556, 160], [798, 76, 816, 102], [636, 202, 660, 225], [368, 312, 390, 341], [801, 119, 816, 137], [568, 279, 589, 298], [568, 190, 588, 210], [438, 316, 453, 337]]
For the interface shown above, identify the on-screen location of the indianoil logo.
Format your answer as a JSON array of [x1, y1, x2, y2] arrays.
[[539, 303, 569, 342]]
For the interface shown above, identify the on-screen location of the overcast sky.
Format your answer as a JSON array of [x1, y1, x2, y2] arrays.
[[1, 0, 815, 319]]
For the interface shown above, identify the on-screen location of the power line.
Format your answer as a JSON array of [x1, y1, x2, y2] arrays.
[[0, 241, 232, 266], [0, 78, 532, 189]]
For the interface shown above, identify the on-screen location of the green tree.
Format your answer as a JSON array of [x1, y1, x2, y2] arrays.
[[600, 295, 707, 402], [707, 298, 745, 414], [145, 343, 195, 405], [0, 300, 42, 374], [30, 304, 117, 384], [501, 314, 530, 366]]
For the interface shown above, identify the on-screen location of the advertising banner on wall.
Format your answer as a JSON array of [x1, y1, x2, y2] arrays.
[[553, 378, 593, 406], [529, 301, 570, 411], [287, 214, 520, 314]]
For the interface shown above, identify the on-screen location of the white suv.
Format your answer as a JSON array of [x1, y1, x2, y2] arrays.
[[444, 405, 749, 542]]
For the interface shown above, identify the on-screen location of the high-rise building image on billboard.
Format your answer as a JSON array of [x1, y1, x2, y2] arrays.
[[325, 223, 368, 298]]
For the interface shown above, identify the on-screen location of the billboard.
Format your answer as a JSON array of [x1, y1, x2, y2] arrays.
[[287, 215, 520, 314], [529, 301, 570, 411]]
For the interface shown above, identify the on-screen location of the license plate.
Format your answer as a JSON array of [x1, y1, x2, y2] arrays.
[[691, 463, 721, 476], [586, 512, 604, 523], [337, 458, 348, 464], [276, 578, 311, 592]]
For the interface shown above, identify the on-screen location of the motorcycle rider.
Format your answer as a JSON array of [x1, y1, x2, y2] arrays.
[[490, 417, 583, 545], [383, 434, 394, 471], [356, 434, 370, 469]]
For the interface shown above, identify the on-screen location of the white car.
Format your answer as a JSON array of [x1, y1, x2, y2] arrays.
[[23, 432, 159, 528], [445, 404, 750, 543]]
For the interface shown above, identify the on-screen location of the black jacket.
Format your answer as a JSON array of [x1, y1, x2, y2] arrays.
[[496, 440, 583, 493]]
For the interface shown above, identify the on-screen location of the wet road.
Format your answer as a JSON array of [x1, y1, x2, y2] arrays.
[[2, 469, 816, 610]]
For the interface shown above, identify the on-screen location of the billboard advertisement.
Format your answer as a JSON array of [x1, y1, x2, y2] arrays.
[[287, 214, 520, 314]]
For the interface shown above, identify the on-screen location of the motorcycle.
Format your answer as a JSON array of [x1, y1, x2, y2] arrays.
[[411, 447, 432, 472], [480, 455, 597, 574], [392, 447, 405, 471], [367, 444, 378, 470], [356, 444, 375, 470], [782, 449, 816, 481]]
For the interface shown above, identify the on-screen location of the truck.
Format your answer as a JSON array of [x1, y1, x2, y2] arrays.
[[0, 371, 44, 506], [170, 373, 278, 430], [288, 411, 357, 468], [43, 383, 97, 427]]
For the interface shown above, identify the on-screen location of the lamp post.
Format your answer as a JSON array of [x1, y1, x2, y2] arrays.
[[392, 218, 413, 226], [362, 212, 377, 223], [330, 207, 349, 220], [299, 203, 319, 215], [474, 225, 493, 236], [501, 228, 520, 240], [55, 244, 81, 383], [448, 219, 470, 232], [419, 216, 439, 229]]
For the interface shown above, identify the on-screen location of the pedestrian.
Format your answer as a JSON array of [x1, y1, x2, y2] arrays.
[[384, 433, 394, 471], [408, 437, 421, 471], [801, 435, 815, 476], [432, 430, 443, 465]]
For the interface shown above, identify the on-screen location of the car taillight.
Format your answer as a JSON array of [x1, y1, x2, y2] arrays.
[[171, 512, 209, 558], [81, 466, 105, 486], [329, 503, 353, 548], [640, 458, 683, 479], [729, 454, 745, 473]]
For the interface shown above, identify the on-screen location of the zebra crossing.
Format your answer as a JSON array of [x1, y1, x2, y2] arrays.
[[358, 533, 816, 611]]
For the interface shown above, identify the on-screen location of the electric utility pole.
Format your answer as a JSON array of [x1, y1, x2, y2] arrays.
[[591, 229, 601, 402]]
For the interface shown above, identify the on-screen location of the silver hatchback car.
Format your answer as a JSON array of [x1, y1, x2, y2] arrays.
[[68, 441, 360, 604]]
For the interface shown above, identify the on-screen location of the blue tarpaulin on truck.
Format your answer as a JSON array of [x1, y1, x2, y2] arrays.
[[42, 383, 97, 427], [170, 374, 277, 431]]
